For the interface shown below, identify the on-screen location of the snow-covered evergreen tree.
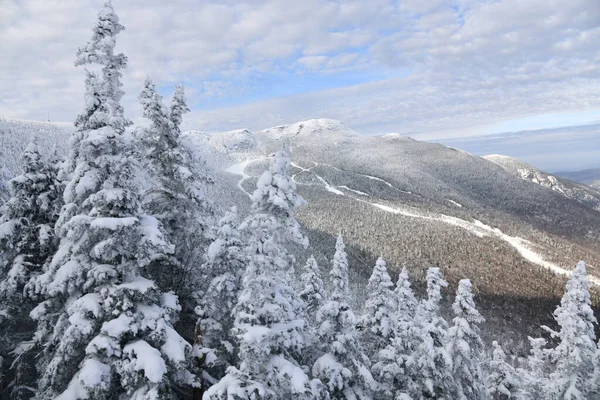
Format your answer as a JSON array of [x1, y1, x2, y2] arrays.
[[543, 261, 597, 400], [410, 267, 456, 399], [312, 234, 376, 399], [520, 337, 548, 400], [447, 279, 487, 400], [196, 207, 246, 373], [0, 140, 62, 399], [205, 146, 325, 399], [486, 341, 523, 400], [373, 267, 420, 399], [26, 3, 198, 398], [360, 257, 396, 359], [299, 255, 326, 321], [137, 77, 213, 315]]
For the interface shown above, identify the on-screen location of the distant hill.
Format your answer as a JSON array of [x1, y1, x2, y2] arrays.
[[555, 168, 600, 190]]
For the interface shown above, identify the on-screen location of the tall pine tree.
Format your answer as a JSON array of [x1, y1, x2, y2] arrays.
[[410, 267, 456, 399], [0, 140, 62, 399], [313, 235, 376, 399], [27, 3, 197, 398], [373, 267, 420, 399], [137, 77, 214, 313], [447, 279, 487, 400], [360, 257, 396, 359], [205, 146, 325, 399], [543, 261, 597, 399]]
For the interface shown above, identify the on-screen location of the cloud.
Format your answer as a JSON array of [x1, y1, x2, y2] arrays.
[[0, 0, 598, 138]]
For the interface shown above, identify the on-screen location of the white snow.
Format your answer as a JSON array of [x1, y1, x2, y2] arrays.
[[314, 174, 344, 195], [123, 340, 167, 383], [225, 157, 265, 198], [339, 185, 369, 196], [447, 199, 463, 208], [90, 217, 138, 230]]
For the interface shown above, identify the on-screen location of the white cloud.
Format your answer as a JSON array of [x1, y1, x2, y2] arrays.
[[0, 0, 598, 138]]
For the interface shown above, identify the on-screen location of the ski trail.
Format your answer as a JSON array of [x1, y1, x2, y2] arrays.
[[314, 174, 344, 195], [339, 186, 370, 196], [225, 158, 264, 199], [363, 200, 598, 285]]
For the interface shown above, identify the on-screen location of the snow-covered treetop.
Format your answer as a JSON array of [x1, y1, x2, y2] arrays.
[[362, 257, 396, 339], [74, 1, 130, 133], [21, 139, 42, 173], [299, 255, 326, 315], [395, 267, 418, 319], [451, 279, 485, 326], [75, 1, 125, 68], [139, 77, 170, 131], [423, 267, 447, 313], [330, 234, 350, 302], [250, 144, 308, 247], [170, 84, 190, 132]]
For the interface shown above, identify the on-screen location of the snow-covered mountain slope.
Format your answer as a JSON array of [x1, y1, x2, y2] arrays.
[[556, 167, 600, 190], [484, 154, 600, 212], [3, 117, 600, 346]]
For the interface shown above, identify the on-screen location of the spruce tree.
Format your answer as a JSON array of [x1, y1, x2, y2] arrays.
[[205, 146, 325, 399], [27, 3, 197, 398], [299, 255, 326, 321], [196, 207, 246, 373], [137, 77, 214, 320], [0, 140, 62, 399], [543, 261, 597, 399], [373, 267, 420, 399], [410, 267, 456, 399], [447, 279, 487, 400], [360, 257, 396, 359], [520, 337, 548, 399], [313, 235, 376, 399], [486, 341, 523, 400]]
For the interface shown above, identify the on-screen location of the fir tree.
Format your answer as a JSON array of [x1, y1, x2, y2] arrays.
[[543, 261, 597, 399], [486, 341, 523, 400], [299, 255, 326, 321], [137, 77, 213, 316], [373, 267, 420, 399], [360, 257, 396, 359], [0, 140, 62, 399], [410, 267, 456, 399], [312, 234, 376, 399], [205, 146, 325, 399], [520, 337, 548, 399], [447, 279, 487, 400], [26, 3, 197, 398], [196, 207, 246, 373]]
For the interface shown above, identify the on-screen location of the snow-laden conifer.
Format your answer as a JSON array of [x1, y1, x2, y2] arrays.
[[520, 337, 548, 399], [205, 146, 325, 399], [312, 234, 376, 399], [373, 267, 420, 399], [137, 77, 213, 311], [486, 341, 523, 400], [447, 279, 487, 400], [0, 141, 62, 399], [410, 267, 456, 399], [27, 3, 197, 398], [543, 261, 597, 399], [360, 257, 396, 359], [299, 255, 326, 320], [196, 207, 246, 372]]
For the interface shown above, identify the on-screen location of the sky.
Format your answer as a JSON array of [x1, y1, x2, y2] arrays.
[[1, 0, 599, 168]]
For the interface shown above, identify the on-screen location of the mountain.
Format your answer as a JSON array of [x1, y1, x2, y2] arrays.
[[3, 117, 600, 349], [555, 167, 600, 190], [483, 154, 600, 213]]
